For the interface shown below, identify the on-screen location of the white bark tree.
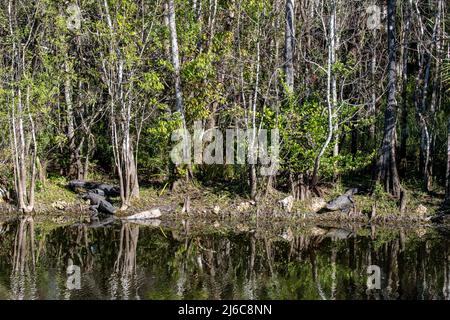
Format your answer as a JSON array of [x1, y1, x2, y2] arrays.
[[284, 0, 295, 93], [99, 0, 140, 210], [311, 0, 337, 188], [7, 0, 38, 213]]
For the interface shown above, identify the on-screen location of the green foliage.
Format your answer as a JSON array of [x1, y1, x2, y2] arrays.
[[0, 0, 447, 212], [280, 98, 328, 173], [443, 59, 450, 92]]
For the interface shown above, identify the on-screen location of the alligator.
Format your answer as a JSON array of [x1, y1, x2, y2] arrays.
[[68, 180, 120, 197], [82, 192, 117, 216], [96, 184, 120, 197], [322, 188, 358, 214]]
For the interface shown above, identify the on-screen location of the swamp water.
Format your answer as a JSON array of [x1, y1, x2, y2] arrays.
[[0, 216, 450, 300]]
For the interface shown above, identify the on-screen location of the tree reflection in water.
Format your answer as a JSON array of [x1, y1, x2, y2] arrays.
[[0, 220, 450, 300], [10, 216, 36, 300], [109, 223, 140, 300]]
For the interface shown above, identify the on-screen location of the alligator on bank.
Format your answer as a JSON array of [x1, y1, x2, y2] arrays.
[[318, 188, 358, 214], [68, 180, 119, 218], [68, 180, 120, 197], [82, 192, 117, 216]]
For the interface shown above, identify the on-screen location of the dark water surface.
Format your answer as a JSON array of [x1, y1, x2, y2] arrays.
[[0, 216, 450, 300]]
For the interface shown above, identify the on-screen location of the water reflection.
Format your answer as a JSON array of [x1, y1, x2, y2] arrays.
[[10, 216, 36, 300], [109, 223, 140, 300], [0, 218, 449, 300]]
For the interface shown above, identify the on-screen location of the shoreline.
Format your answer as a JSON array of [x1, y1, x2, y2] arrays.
[[0, 180, 447, 229], [0, 205, 440, 228]]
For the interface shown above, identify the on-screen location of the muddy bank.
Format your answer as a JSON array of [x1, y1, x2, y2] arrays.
[[0, 182, 446, 229], [0, 203, 443, 230], [0, 210, 440, 243]]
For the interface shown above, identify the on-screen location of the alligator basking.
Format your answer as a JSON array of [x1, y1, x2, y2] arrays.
[[326, 188, 358, 213], [318, 188, 358, 214], [68, 180, 120, 197], [82, 192, 117, 216]]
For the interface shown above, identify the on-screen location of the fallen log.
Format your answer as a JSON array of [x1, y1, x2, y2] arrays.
[[124, 208, 162, 220]]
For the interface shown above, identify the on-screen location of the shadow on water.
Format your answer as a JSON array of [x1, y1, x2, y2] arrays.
[[0, 216, 450, 300]]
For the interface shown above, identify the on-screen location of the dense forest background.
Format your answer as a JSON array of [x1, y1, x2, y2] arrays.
[[0, 0, 449, 213]]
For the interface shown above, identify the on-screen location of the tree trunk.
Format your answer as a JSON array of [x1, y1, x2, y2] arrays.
[[415, 0, 441, 192], [249, 40, 260, 200], [331, 0, 339, 180], [369, 29, 377, 145], [426, 0, 443, 191], [102, 0, 139, 210], [167, 0, 190, 185], [399, 0, 412, 173], [168, 0, 184, 115], [8, 0, 36, 213], [351, 115, 358, 157], [64, 58, 76, 178], [284, 0, 295, 93], [445, 119, 450, 201], [207, 0, 218, 49], [375, 0, 401, 198], [311, 0, 336, 188]]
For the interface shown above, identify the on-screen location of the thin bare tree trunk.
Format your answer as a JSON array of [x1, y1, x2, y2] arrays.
[[284, 0, 295, 93], [26, 86, 37, 211], [426, 0, 443, 191], [445, 116, 450, 201], [168, 0, 184, 115], [369, 29, 377, 144], [249, 39, 260, 200], [415, 0, 441, 192], [168, 0, 191, 185], [101, 0, 139, 209], [331, 1, 339, 181], [207, 0, 218, 49], [399, 0, 412, 172], [64, 57, 76, 177], [311, 0, 336, 188], [8, 0, 36, 212], [375, 0, 401, 197]]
